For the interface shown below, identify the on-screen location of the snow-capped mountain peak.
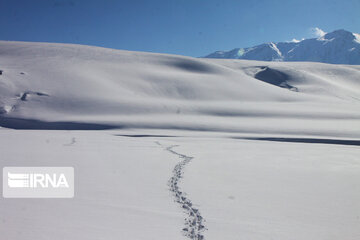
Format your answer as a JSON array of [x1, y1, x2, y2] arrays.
[[323, 29, 354, 40], [205, 29, 360, 64]]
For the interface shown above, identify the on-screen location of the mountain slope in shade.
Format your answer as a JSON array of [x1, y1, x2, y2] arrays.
[[205, 29, 360, 65]]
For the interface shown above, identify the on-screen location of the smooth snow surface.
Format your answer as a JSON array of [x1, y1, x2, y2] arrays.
[[1, 130, 359, 240], [0, 41, 359, 240]]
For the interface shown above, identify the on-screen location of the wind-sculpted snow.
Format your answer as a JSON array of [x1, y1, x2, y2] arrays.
[[0, 41, 359, 139], [243, 66, 298, 91]]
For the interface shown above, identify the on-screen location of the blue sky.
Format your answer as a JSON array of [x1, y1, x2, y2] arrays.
[[1, 0, 359, 57]]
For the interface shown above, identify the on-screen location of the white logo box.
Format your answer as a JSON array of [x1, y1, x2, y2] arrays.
[[3, 167, 74, 198]]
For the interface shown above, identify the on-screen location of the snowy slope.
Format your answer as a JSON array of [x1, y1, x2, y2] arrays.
[[0, 41, 360, 240], [205, 29, 360, 65], [0, 40, 359, 139]]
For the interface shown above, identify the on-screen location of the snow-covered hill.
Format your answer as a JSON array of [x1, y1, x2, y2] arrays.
[[205, 29, 360, 65], [1, 41, 360, 240], [0, 40, 360, 138]]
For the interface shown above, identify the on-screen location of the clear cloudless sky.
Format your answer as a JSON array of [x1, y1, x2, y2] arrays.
[[1, 0, 359, 57]]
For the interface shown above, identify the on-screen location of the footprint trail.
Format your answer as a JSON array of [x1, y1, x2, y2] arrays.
[[156, 142, 206, 240]]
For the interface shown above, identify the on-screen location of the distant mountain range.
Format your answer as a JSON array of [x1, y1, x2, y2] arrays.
[[204, 29, 360, 65]]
